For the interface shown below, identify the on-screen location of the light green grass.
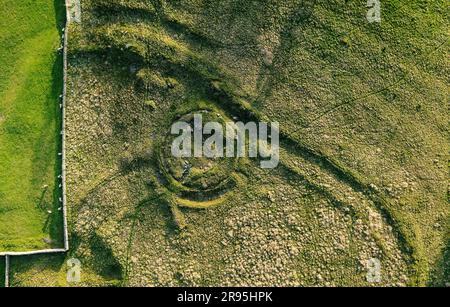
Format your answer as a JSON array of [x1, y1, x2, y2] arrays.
[[0, 0, 65, 251]]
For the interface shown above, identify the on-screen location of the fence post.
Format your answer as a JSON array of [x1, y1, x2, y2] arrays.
[[5, 255, 10, 287]]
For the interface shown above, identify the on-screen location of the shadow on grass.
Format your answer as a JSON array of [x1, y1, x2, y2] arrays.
[[90, 235, 123, 280], [39, 0, 66, 248]]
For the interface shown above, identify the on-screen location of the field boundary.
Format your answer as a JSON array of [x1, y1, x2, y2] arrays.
[[1, 0, 74, 287]]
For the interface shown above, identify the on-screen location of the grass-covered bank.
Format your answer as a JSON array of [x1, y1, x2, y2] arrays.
[[0, 0, 65, 251]]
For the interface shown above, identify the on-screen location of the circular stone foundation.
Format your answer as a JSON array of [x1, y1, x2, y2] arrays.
[[157, 110, 241, 208]]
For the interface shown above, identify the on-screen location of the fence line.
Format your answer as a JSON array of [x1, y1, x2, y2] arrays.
[[1, 0, 73, 287], [61, 0, 71, 252], [0, 249, 67, 257], [4, 256, 9, 287]]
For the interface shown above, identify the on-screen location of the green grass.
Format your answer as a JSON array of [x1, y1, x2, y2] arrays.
[[0, 0, 65, 251]]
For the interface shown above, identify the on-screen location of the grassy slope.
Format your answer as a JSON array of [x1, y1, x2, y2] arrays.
[[0, 0, 64, 251], [161, 0, 448, 285]]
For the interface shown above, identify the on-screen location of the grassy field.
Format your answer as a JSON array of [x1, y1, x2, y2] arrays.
[[0, 0, 65, 251], [4, 0, 448, 287]]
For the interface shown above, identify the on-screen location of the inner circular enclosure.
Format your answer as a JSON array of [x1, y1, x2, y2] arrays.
[[159, 110, 239, 199]]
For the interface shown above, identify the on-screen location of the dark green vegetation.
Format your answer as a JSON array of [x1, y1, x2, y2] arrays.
[[0, 0, 65, 251], [0, 258, 4, 287], [8, 0, 448, 286]]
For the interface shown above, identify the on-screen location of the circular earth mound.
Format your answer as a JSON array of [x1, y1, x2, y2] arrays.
[[158, 110, 241, 208]]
